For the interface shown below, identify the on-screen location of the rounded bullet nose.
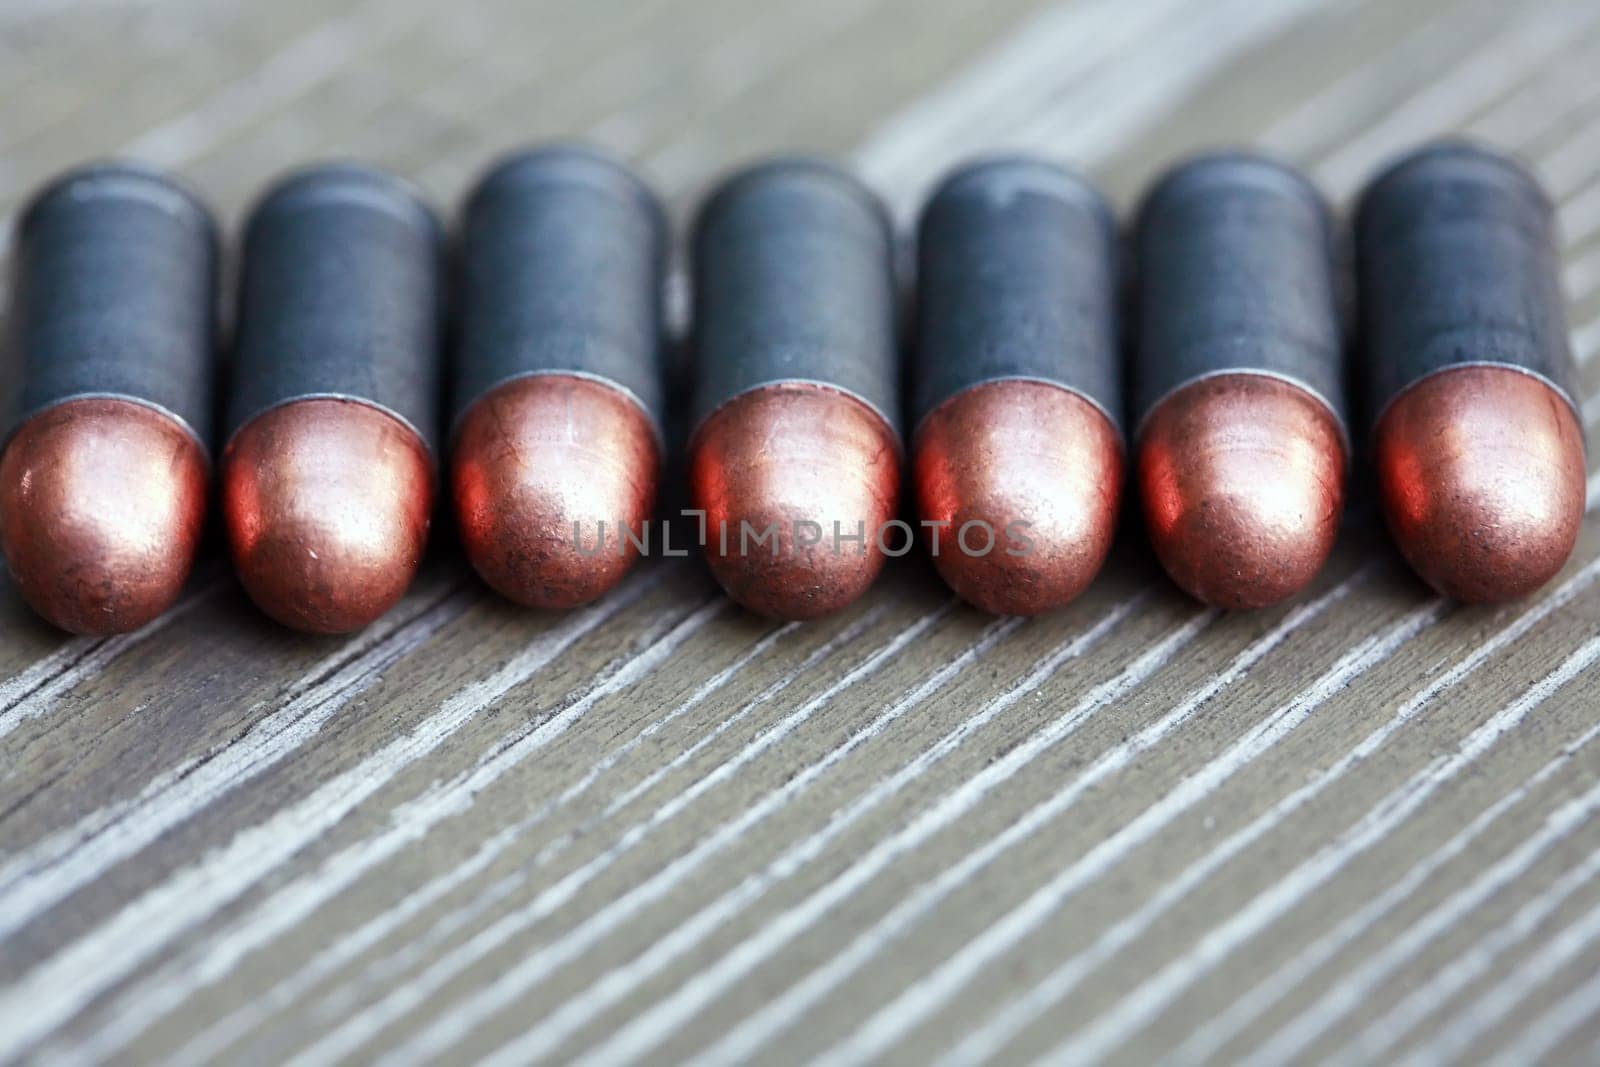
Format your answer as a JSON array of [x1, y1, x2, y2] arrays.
[[0, 398, 208, 634], [1375, 365, 1585, 603], [1139, 374, 1346, 610], [452, 375, 661, 609], [689, 383, 901, 620], [222, 398, 434, 634], [913, 380, 1122, 615]]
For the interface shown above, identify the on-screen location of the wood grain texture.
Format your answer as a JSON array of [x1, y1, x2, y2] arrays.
[[3, 1, 1600, 1063]]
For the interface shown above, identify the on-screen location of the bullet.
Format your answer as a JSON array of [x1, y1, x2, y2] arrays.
[[911, 157, 1122, 615], [0, 163, 217, 634], [1133, 153, 1348, 610], [221, 164, 442, 634], [688, 159, 901, 620], [1357, 142, 1586, 603], [451, 146, 666, 609]]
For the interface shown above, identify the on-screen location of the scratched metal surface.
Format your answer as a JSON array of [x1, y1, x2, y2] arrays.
[[2, 0, 1600, 1064]]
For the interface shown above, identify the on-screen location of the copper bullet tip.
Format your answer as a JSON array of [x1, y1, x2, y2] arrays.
[[914, 380, 1122, 615], [222, 398, 434, 634], [0, 397, 208, 634], [452, 375, 661, 609], [689, 382, 901, 620], [1138, 374, 1346, 610], [1375, 365, 1584, 603]]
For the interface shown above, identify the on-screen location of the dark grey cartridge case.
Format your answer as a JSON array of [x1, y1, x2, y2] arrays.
[[5, 161, 218, 450], [1355, 141, 1581, 429], [1133, 151, 1346, 440], [690, 158, 899, 436], [913, 155, 1120, 433], [452, 145, 666, 441], [226, 163, 444, 457]]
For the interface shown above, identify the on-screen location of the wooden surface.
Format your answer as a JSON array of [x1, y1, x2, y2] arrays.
[[3, 0, 1600, 1063]]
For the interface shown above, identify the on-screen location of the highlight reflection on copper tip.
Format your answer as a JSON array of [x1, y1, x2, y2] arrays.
[[0, 398, 208, 634], [914, 380, 1121, 615], [1138, 374, 1346, 610], [1375, 366, 1584, 603], [453, 375, 661, 609], [222, 399, 434, 634], [689, 383, 900, 620]]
